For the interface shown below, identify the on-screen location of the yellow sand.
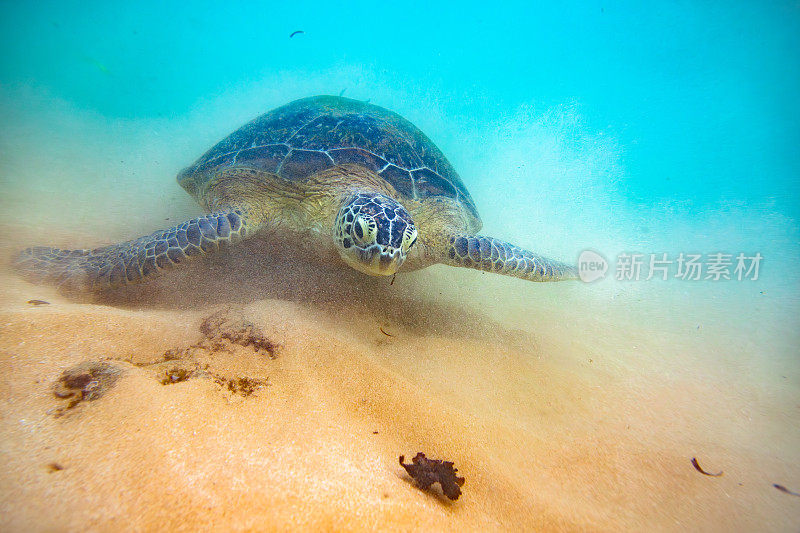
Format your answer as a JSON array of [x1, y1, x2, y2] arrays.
[[1, 226, 798, 532]]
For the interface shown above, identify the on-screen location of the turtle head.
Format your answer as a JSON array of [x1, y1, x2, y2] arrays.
[[334, 193, 418, 276]]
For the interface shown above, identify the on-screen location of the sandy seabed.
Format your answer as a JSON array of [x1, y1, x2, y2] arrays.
[[0, 228, 798, 532]]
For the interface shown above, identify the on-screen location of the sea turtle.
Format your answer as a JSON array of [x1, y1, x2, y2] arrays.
[[15, 96, 577, 291]]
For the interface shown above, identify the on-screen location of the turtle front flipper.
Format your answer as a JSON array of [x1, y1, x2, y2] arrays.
[[14, 210, 251, 291], [441, 235, 577, 282]]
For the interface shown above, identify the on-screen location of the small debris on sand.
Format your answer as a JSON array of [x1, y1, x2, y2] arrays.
[[773, 484, 800, 497], [691, 457, 723, 477], [399, 452, 465, 501], [160, 367, 193, 385]]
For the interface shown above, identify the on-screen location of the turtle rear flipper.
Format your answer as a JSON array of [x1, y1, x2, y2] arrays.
[[14, 210, 250, 291], [442, 234, 577, 282]]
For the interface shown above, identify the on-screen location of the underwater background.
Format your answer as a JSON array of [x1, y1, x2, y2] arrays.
[[1, 0, 798, 530]]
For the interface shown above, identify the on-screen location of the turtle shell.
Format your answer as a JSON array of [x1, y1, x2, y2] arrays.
[[178, 95, 479, 221]]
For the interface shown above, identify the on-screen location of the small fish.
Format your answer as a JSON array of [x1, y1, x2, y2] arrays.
[[691, 457, 722, 477], [27, 299, 50, 306], [289, 30, 304, 38], [339, 88, 346, 97], [84, 56, 111, 74]]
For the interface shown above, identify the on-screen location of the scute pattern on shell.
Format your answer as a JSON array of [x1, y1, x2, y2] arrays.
[[178, 95, 479, 220]]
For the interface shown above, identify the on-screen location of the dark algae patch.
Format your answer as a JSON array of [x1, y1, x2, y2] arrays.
[[111, 310, 277, 398], [135, 309, 280, 364], [157, 364, 265, 397], [160, 349, 183, 362], [131, 310, 276, 397], [52, 361, 122, 414], [400, 452, 465, 501], [197, 309, 281, 359], [153, 362, 266, 397], [215, 376, 267, 397]]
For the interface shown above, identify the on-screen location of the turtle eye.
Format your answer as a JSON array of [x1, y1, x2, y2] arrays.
[[352, 215, 371, 245], [403, 228, 418, 251]]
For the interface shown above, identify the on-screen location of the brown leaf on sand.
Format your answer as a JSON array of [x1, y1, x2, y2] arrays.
[[399, 452, 465, 501]]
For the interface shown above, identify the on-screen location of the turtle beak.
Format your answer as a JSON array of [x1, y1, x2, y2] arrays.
[[338, 244, 404, 277], [360, 246, 403, 275], [377, 248, 402, 273]]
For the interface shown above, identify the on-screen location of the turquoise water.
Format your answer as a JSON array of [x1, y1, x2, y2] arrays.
[[3, 0, 798, 212], [1, 0, 799, 528]]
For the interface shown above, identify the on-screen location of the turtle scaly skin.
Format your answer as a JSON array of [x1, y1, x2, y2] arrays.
[[14, 96, 576, 291], [15, 212, 249, 290], [446, 235, 575, 281]]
